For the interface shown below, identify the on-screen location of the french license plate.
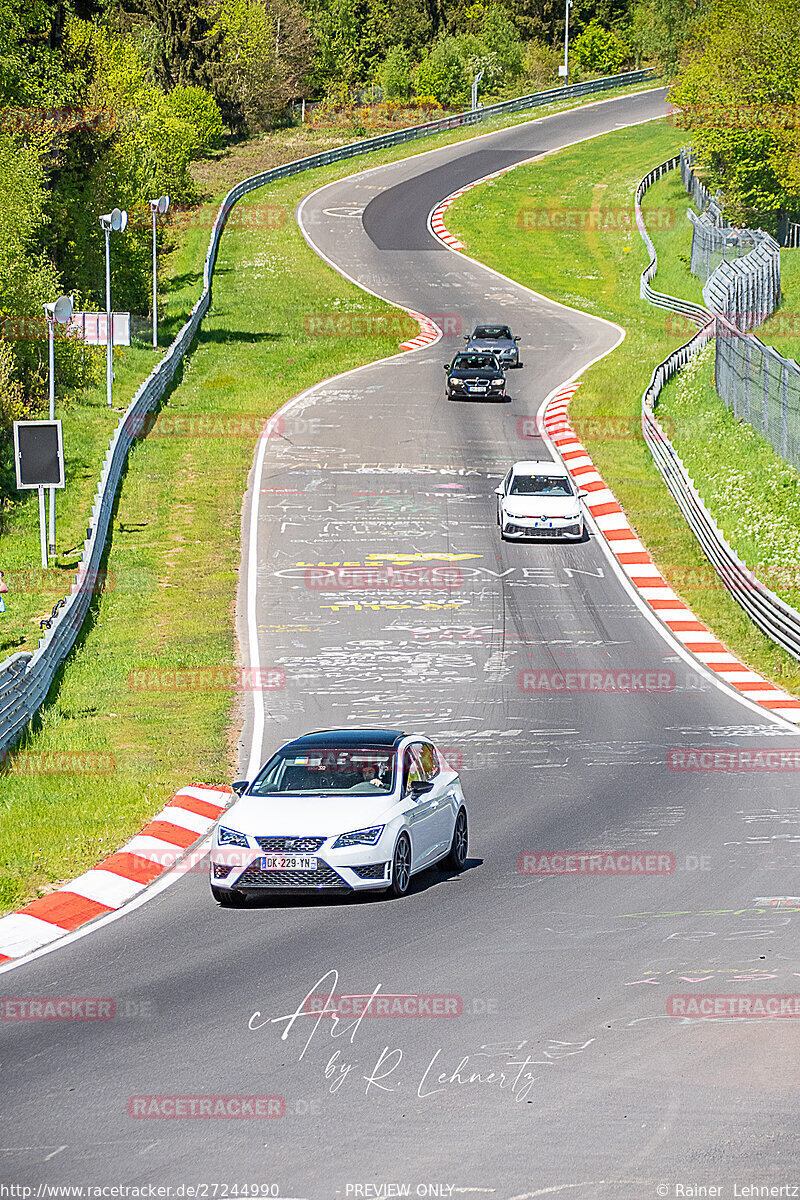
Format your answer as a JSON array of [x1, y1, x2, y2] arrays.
[[468, 386, 487, 393], [258, 854, 317, 871]]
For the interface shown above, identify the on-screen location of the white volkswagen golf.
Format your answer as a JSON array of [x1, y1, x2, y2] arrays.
[[495, 460, 586, 541], [210, 729, 469, 905]]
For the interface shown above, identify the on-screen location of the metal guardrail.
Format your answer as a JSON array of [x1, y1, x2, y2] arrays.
[[636, 158, 800, 663], [636, 155, 709, 329], [0, 69, 659, 756], [679, 148, 782, 325]]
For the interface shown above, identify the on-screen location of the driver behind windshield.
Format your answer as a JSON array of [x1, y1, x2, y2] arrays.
[[250, 748, 395, 794]]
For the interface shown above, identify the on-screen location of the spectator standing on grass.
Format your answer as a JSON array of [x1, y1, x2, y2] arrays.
[[0, 571, 7, 613]]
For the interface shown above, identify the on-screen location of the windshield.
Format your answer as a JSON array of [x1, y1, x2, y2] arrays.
[[452, 354, 498, 370], [473, 326, 511, 340], [249, 747, 396, 795], [510, 474, 573, 496]]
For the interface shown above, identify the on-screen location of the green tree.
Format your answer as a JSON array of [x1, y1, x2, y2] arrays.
[[571, 19, 630, 74], [483, 5, 523, 77], [629, 0, 703, 74], [671, 0, 800, 227], [208, 0, 313, 129], [414, 35, 469, 103], [378, 45, 413, 98]]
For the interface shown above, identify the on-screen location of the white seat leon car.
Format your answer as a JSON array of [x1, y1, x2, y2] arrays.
[[495, 460, 586, 541], [210, 729, 469, 905]]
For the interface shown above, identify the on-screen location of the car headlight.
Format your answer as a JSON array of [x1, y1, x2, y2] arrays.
[[218, 826, 250, 847], [492, 378, 504, 385], [451, 379, 464, 387], [332, 825, 385, 848]]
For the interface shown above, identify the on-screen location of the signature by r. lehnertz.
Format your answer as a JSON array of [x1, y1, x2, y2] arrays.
[[248, 969, 571, 1102]]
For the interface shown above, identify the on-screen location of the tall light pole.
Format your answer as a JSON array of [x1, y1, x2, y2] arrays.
[[148, 195, 169, 350], [562, 0, 573, 86], [43, 295, 73, 558], [471, 69, 485, 112], [99, 207, 128, 408]]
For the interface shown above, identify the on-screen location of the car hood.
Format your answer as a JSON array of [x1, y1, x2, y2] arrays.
[[503, 495, 579, 517], [222, 793, 397, 837]]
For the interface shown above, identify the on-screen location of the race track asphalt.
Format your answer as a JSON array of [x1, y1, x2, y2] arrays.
[[2, 88, 799, 1196]]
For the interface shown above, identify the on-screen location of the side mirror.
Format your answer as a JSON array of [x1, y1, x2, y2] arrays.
[[463, 335, 469, 341], [232, 780, 249, 796], [514, 336, 521, 342], [493, 486, 504, 496], [408, 779, 434, 797], [443, 363, 450, 370], [578, 490, 588, 499]]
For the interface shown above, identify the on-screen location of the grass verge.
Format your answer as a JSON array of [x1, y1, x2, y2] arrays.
[[446, 118, 800, 695]]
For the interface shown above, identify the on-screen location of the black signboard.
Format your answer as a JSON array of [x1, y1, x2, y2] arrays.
[[13, 420, 65, 489]]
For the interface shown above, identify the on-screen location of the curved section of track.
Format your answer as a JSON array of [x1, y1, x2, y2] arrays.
[[2, 89, 799, 1194]]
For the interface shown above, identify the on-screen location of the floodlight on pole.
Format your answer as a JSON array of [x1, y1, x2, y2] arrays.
[[148, 195, 170, 350], [99, 207, 128, 408], [471, 70, 484, 112], [563, 0, 573, 85], [43, 294, 73, 557]]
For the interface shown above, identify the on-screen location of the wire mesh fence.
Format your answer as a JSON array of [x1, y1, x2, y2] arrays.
[[715, 322, 800, 470], [677, 148, 799, 470], [681, 150, 781, 328]]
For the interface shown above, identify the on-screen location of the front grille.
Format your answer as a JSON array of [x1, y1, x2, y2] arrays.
[[351, 862, 388, 880], [508, 525, 565, 538], [237, 861, 347, 888], [213, 863, 232, 879], [254, 835, 326, 852]]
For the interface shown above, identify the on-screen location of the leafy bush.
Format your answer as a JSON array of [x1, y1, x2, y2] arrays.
[[378, 46, 413, 101], [522, 39, 562, 91], [165, 86, 224, 154], [572, 21, 630, 75], [414, 37, 469, 105]]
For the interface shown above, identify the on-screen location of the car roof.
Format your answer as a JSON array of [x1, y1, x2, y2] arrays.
[[280, 728, 407, 751], [511, 459, 570, 476], [471, 324, 511, 332]]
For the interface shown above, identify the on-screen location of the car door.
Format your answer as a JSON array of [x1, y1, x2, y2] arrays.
[[402, 743, 442, 870], [495, 468, 511, 524], [418, 741, 456, 860]]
